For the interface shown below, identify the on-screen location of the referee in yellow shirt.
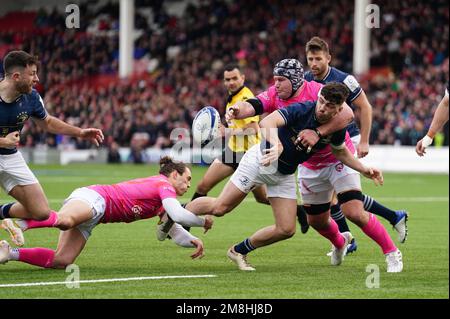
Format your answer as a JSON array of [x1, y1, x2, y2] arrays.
[[191, 64, 269, 205]]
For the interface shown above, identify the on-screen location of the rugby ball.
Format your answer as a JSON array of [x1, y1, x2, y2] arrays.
[[192, 106, 220, 145]]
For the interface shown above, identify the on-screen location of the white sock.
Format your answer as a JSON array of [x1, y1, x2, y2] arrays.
[[15, 219, 28, 231], [9, 248, 19, 261]]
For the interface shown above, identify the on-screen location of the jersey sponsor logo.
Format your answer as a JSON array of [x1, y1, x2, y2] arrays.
[[335, 163, 344, 172], [17, 112, 29, 125], [343, 75, 360, 92], [1, 128, 9, 137], [131, 205, 143, 219]]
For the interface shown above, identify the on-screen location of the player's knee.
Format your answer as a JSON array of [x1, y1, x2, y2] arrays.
[[212, 203, 231, 217], [276, 225, 296, 239], [29, 208, 51, 221], [304, 203, 331, 229], [254, 195, 270, 205], [338, 191, 365, 224], [56, 215, 76, 230], [196, 181, 212, 195], [53, 254, 76, 269]]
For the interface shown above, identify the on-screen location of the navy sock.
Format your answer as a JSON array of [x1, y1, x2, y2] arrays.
[[330, 204, 350, 233], [363, 195, 398, 225], [191, 192, 206, 201], [0, 203, 14, 219], [296, 205, 308, 226], [234, 238, 256, 255]]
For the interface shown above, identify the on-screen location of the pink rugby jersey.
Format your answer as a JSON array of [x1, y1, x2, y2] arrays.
[[88, 175, 177, 223], [256, 80, 323, 114], [302, 131, 356, 170], [256, 80, 354, 170]]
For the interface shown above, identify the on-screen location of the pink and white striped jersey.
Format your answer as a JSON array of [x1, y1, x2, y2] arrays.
[[256, 80, 354, 170], [88, 175, 177, 223]]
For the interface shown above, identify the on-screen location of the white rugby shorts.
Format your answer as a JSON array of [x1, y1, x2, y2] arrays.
[[297, 134, 363, 205], [64, 187, 106, 240], [0, 151, 39, 194], [230, 144, 297, 199]]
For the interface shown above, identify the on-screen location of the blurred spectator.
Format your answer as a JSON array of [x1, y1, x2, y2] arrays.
[[0, 0, 447, 149], [107, 141, 122, 163]]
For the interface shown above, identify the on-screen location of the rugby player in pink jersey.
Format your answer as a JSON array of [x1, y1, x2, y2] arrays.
[[0, 157, 213, 268]]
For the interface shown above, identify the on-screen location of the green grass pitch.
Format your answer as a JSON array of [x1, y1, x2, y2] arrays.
[[0, 164, 448, 299]]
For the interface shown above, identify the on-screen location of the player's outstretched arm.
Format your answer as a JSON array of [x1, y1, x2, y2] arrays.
[[34, 115, 104, 146], [227, 96, 269, 121], [352, 91, 373, 158], [162, 198, 207, 227], [416, 93, 449, 156], [331, 145, 383, 186], [168, 223, 205, 259]]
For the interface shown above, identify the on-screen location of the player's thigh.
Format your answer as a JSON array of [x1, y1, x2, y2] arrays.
[[298, 170, 334, 206], [198, 159, 235, 189], [251, 184, 269, 204], [332, 168, 361, 197], [9, 183, 50, 219], [54, 228, 87, 268], [58, 199, 98, 227], [58, 187, 106, 228], [214, 180, 248, 214], [268, 197, 297, 233]]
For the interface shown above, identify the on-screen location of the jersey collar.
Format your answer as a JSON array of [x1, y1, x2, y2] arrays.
[[316, 66, 332, 82], [226, 85, 245, 103]]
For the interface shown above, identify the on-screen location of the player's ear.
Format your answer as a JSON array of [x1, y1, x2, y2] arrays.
[[327, 54, 332, 63], [11, 71, 21, 81], [169, 170, 178, 180]]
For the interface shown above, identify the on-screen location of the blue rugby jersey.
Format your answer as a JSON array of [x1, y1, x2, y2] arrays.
[[0, 89, 47, 155], [305, 66, 362, 137], [261, 101, 346, 175]]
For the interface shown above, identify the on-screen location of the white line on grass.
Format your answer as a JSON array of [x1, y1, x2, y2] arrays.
[[0, 274, 217, 288]]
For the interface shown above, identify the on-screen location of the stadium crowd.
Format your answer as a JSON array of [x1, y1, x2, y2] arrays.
[[0, 0, 448, 153]]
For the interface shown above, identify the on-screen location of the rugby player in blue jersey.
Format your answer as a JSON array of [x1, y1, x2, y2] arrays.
[[0, 51, 104, 246]]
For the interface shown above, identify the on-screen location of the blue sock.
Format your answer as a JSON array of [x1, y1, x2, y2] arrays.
[[330, 204, 351, 233], [234, 238, 256, 255], [363, 195, 398, 225], [0, 203, 14, 219]]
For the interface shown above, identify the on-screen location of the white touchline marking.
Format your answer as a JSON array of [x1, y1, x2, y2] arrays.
[[0, 274, 217, 288]]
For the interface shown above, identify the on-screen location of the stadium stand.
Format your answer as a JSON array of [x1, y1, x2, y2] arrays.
[[0, 0, 448, 151]]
